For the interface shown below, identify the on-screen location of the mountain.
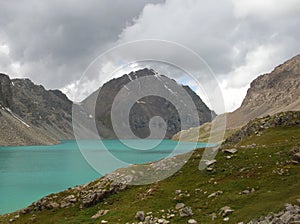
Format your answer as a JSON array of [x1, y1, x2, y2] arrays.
[[11, 78, 73, 139], [77, 68, 216, 139], [226, 54, 300, 129], [173, 54, 300, 141], [0, 73, 73, 146], [1, 68, 215, 145]]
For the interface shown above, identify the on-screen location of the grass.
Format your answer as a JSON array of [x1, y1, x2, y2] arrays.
[[1, 127, 300, 223], [172, 121, 238, 143]]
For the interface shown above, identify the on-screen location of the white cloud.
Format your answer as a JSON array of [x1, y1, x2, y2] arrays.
[[1, 0, 300, 113], [0, 44, 9, 55], [115, 0, 300, 112], [232, 0, 300, 18]]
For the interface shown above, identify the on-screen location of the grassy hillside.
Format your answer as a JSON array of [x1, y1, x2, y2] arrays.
[[1, 123, 300, 223], [172, 116, 237, 143]]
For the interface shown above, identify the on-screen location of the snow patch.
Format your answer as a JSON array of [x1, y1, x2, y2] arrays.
[[127, 74, 133, 81], [5, 107, 31, 127], [164, 84, 176, 95], [136, 100, 146, 104]]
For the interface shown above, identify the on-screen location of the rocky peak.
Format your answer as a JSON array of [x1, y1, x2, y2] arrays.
[[272, 54, 300, 75], [0, 73, 13, 108], [226, 55, 300, 129], [241, 55, 299, 108], [80, 68, 215, 139]]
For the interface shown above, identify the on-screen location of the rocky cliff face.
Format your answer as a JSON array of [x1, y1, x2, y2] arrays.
[[11, 78, 73, 139], [0, 74, 73, 146], [0, 73, 13, 109], [79, 68, 216, 139], [227, 54, 300, 129]]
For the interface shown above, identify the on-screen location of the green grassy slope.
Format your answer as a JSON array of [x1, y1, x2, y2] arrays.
[[1, 125, 300, 223]]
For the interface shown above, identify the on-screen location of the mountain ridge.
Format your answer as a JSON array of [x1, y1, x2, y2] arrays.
[[226, 54, 300, 128], [77, 68, 216, 139], [173, 54, 300, 142], [1, 68, 215, 145]]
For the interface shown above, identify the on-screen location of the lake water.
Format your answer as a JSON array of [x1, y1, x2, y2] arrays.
[[0, 139, 212, 214]]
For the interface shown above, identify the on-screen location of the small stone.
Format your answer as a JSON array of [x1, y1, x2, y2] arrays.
[[223, 217, 229, 221], [60, 201, 70, 208], [101, 220, 108, 224], [280, 211, 293, 223], [20, 208, 31, 214], [64, 195, 77, 203], [219, 206, 234, 217], [206, 167, 214, 172], [48, 202, 59, 209], [208, 190, 223, 198], [180, 207, 193, 217], [135, 211, 145, 221], [91, 210, 109, 219], [175, 203, 185, 210], [175, 190, 182, 195], [188, 219, 198, 224], [158, 218, 166, 223], [241, 190, 250, 195], [293, 153, 300, 162], [224, 148, 237, 154], [205, 160, 216, 166], [210, 213, 217, 221], [167, 214, 175, 219]]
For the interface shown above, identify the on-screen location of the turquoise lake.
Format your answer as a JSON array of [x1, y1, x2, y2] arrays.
[[0, 139, 213, 214]]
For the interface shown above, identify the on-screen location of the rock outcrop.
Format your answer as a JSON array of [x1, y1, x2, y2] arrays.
[[0, 74, 73, 146], [0, 73, 13, 109], [11, 78, 73, 140], [227, 54, 300, 129], [247, 202, 300, 224], [223, 111, 300, 147]]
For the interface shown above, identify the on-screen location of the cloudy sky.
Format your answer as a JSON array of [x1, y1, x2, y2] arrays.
[[0, 0, 299, 113]]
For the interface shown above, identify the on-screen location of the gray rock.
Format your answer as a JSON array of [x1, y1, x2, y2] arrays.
[[220, 206, 234, 217], [280, 211, 293, 223], [91, 210, 109, 219], [175, 203, 185, 210], [224, 148, 237, 154], [293, 153, 300, 162], [208, 190, 223, 198], [188, 219, 198, 224], [204, 160, 217, 167], [180, 207, 193, 217], [135, 211, 145, 221], [241, 190, 250, 195], [247, 203, 300, 224]]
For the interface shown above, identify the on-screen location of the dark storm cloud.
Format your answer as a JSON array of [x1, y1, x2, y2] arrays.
[[0, 0, 164, 88]]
